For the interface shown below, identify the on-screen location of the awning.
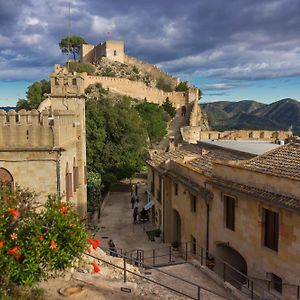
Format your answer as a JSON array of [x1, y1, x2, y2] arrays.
[[144, 200, 155, 210]]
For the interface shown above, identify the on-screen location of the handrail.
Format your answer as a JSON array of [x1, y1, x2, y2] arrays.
[[84, 251, 232, 300]]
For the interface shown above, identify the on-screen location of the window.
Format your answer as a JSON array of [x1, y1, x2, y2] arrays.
[[264, 209, 279, 251], [66, 172, 73, 200], [191, 195, 197, 212], [114, 50, 117, 56], [73, 166, 79, 192], [271, 273, 282, 294], [191, 236, 196, 255], [72, 78, 77, 85], [174, 183, 178, 195], [224, 195, 235, 231]]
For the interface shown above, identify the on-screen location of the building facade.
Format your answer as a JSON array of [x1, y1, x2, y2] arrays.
[[146, 139, 300, 299], [0, 70, 87, 219]]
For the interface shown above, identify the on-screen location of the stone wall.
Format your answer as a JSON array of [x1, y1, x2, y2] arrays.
[[181, 127, 293, 144]]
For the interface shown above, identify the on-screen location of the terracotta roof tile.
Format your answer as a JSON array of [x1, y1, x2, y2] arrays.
[[238, 141, 300, 180]]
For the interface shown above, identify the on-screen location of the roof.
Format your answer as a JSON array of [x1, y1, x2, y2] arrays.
[[201, 139, 280, 155], [186, 150, 250, 175], [147, 145, 250, 175], [210, 177, 300, 212], [237, 141, 300, 181]]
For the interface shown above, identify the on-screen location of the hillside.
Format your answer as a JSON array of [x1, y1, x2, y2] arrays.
[[201, 98, 300, 135]]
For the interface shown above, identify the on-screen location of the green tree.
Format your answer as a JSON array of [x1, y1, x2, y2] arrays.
[[135, 102, 169, 144], [59, 36, 87, 60], [156, 77, 173, 92], [85, 84, 148, 189], [16, 80, 50, 110], [175, 81, 189, 92], [162, 97, 176, 118]]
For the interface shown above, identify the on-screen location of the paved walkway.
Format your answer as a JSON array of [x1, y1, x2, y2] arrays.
[[94, 178, 235, 300]]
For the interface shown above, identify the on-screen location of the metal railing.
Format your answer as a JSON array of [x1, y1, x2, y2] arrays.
[[107, 241, 300, 300], [95, 247, 232, 300]]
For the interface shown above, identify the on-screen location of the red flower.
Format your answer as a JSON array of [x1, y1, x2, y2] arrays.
[[7, 246, 20, 255], [60, 205, 67, 216], [50, 240, 56, 250], [88, 239, 101, 250], [8, 208, 19, 218], [87, 247, 92, 254], [39, 235, 44, 241], [93, 261, 100, 273], [0, 240, 4, 247]]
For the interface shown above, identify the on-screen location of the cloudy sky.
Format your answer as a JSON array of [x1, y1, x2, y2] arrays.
[[0, 0, 300, 105]]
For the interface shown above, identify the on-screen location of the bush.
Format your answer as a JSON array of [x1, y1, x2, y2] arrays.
[[0, 186, 89, 297], [68, 62, 95, 74], [175, 81, 189, 92], [156, 77, 173, 92], [162, 97, 176, 118]]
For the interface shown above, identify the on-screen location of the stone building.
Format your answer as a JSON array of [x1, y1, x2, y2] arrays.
[[0, 71, 87, 219], [146, 139, 300, 299]]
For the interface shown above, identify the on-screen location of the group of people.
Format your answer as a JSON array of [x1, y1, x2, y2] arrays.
[[131, 184, 149, 224]]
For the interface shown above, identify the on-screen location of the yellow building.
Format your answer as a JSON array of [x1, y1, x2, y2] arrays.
[[147, 139, 300, 299], [0, 71, 87, 219]]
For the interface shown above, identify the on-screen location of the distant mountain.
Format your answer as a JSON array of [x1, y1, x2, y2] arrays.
[[201, 98, 300, 135], [0, 106, 16, 112]]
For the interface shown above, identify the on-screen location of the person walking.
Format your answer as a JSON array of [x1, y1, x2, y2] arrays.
[[131, 195, 135, 209], [133, 206, 139, 224]]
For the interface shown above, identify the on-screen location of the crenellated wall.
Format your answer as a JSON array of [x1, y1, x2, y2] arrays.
[[0, 108, 77, 149], [181, 126, 293, 144]]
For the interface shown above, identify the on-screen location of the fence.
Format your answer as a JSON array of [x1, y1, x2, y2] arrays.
[[95, 248, 232, 300], [104, 241, 300, 300]]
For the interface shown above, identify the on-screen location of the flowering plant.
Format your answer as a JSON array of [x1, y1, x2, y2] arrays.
[[0, 186, 89, 297]]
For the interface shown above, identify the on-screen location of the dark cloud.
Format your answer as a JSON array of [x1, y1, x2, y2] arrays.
[[0, 0, 300, 82]]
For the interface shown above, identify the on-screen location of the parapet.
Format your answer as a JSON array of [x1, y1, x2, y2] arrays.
[[0, 109, 78, 150]]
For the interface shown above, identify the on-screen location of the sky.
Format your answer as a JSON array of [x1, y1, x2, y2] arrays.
[[0, 0, 300, 106]]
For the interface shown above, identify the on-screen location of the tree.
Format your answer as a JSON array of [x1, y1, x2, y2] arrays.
[[175, 81, 189, 92], [16, 80, 50, 110], [85, 84, 148, 189], [156, 77, 173, 92], [162, 97, 176, 118], [135, 102, 169, 144], [59, 36, 87, 60]]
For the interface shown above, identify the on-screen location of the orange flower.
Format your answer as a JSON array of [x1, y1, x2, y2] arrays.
[[8, 208, 19, 218], [88, 239, 101, 250], [7, 246, 20, 255], [39, 235, 44, 241], [0, 240, 4, 247], [60, 205, 67, 216], [87, 247, 92, 254], [50, 240, 56, 250], [93, 261, 100, 273], [10, 233, 17, 240]]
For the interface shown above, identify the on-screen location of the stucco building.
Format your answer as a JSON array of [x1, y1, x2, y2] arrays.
[[146, 139, 300, 299]]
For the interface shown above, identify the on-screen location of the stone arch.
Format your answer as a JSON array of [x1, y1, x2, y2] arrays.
[[0, 168, 14, 191], [215, 244, 248, 288], [172, 209, 182, 246]]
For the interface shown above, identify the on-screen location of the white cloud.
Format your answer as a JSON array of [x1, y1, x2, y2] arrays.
[[25, 17, 47, 27], [20, 34, 42, 45]]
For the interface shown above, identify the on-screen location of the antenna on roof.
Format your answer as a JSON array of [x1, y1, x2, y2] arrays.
[[67, 1, 71, 73]]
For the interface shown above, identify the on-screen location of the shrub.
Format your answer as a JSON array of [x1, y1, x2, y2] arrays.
[[68, 62, 95, 74], [156, 77, 173, 92], [175, 81, 189, 92], [0, 186, 89, 297], [162, 97, 176, 118]]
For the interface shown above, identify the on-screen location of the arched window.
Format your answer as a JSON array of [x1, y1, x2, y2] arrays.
[[73, 158, 79, 192], [65, 163, 73, 200], [0, 168, 14, 191]]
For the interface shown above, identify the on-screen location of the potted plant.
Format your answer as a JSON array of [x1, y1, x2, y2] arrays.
[[154, 228, 162, 243], [171, 241, 180, 250]]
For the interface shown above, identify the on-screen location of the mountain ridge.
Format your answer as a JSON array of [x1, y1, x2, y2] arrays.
[[201, 98, 300, 135]]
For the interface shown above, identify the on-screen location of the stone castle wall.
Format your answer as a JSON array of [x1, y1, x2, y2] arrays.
[[181, 126, 293, 144]]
